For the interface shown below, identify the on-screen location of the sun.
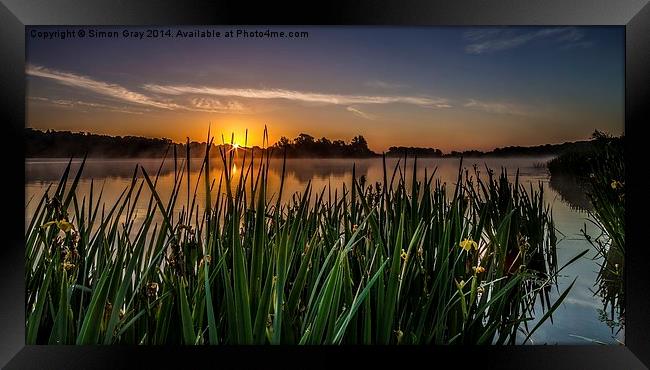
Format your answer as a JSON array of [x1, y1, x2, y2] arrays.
[[232, 143, 240, 149]]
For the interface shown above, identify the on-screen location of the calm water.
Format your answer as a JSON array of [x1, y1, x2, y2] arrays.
[[25, 156, 624, 345]]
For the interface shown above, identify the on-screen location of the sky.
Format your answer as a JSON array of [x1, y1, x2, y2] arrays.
[[26, 26, 624, 152]]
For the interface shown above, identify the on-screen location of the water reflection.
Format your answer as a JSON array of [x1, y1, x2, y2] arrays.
[[548, 172, 593, 212]]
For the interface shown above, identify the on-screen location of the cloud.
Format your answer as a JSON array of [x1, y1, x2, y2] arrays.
[[29, 96, 145, 114], [26, 65, 250, 114], [26, 65, 180, 110], [464, 99, 530, 116], [365, 80, 407, 89], [346, 106, 375, 120], [560, 41, 595, 50], [143, 84, 451, 108], [464, 27, 589, 54], [189, 97, 248, 113], [463, 28, 504, 42], [555, 28, 585, 43], [27, 64, 452, 116]]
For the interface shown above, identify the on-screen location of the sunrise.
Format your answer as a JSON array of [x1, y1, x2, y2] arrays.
[[26, 26, 623, 152], [25, 26, 625, 347]]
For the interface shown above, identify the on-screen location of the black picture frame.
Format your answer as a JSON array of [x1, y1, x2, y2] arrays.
[[1, 1, 648, 368]]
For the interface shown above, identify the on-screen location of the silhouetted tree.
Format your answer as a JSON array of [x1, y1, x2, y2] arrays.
[[27, 128, 607, 160], [277, 136, 291, 148]]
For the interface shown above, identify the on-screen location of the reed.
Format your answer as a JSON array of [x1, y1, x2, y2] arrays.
[[25, 130, 576, 345], [580, 135, 625, 331]]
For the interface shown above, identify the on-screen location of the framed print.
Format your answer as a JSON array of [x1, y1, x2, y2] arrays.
[[1, 0, 648, 368]]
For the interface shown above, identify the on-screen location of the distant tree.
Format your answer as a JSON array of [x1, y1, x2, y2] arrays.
[[294, 133, 315, 146], [386, 146, 443, 157], [277, 136, 291, 148], [25, 128, 174, 158], [351, 135, 368, 148], [592, 130, 612, 141], [317, 137, 332, 145], [265, 133, 378, 158], [349, 135, 372, 156], [27, 127, 609, 160]]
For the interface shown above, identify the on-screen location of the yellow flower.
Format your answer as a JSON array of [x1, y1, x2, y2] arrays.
[[57, 219, 74, 233], [459, 239, 478, 252], [611, 180, 623, 190], [473, 266, 486, 274], [400, 249, 408, 260], [42, 219, 74, 233], [62, 262, 75, 271]]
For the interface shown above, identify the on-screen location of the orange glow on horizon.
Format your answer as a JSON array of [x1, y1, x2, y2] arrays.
[[25, 112, 621, 153]]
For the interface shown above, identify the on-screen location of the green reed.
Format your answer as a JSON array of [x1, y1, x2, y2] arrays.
[[580, 135, 625, 331], [26, 130, 576, 345]]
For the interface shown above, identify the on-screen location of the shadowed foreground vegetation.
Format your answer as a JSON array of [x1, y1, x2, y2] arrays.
[[26, 131, 579, 345], [547, 130, 625, 333], [580, 136, 624, 332]]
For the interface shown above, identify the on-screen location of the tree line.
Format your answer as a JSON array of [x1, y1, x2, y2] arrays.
[[26, 128, 597, 159], [271, 133, 376, 158]]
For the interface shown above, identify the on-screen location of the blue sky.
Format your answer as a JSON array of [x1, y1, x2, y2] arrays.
[[26, 26, 624, 151]]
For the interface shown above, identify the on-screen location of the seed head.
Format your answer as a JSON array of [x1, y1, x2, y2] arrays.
[[146, 282, 159, 299]]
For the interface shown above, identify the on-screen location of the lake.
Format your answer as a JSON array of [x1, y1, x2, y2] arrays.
[[25, 156, 624, 345]]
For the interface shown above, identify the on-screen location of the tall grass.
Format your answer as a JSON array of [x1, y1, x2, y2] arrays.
[[26, 130, 575, 345], [546, 131, 624, 332], [580, 135, 625, 332]]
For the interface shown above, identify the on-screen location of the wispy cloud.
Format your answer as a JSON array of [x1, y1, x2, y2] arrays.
[[27, 64, 452, 115], [26, 65, 180, 110], [29, 96, 145, 114], [26, 65, 251, 114], [464, 99, 530, 116], [464, 27, 590, 54], [143, 84, 451, 108], [560, 41, 595, 50], [365, 80, 407, 89], [463, 28, 504, 42], [189, 97, 249, 113], [346, 106, 375, 120]]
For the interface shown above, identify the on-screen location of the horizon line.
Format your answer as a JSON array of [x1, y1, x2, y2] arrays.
[[25, 127, 615, 155]]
